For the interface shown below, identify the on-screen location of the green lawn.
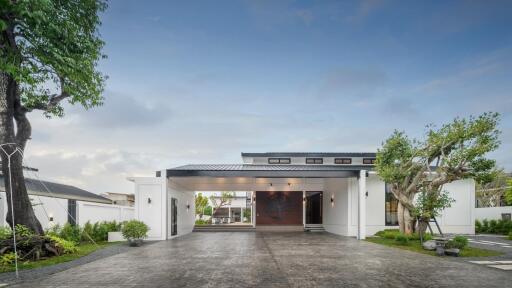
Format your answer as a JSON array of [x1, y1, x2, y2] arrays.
[[366, 237, 503, 257], [0, 242, 117, 273]]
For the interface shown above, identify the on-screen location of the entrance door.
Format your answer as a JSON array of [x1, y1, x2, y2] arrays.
[[306, 192, 322, 224], [171, 198, 178, 236]]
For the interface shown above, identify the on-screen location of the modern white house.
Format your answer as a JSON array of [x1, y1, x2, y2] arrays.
[[0, 167, 135, 229], [208, 192, 251, 224], [128, 152, 476, 241]]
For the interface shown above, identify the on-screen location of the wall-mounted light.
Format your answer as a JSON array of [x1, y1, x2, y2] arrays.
[[270, 183, 273, 187], [303, 197, 306, 204], [330, 195, 334, 205], [147, 198, 152, 204], [253, 196, 256, 203], [186, 204, 190, 210], [365, 191, 368, 197], [288, 183, 291, 186], [49, 216, 54, 222]]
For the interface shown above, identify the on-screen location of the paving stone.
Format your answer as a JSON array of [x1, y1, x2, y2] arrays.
[[487, 265, 512, 271], [6, 232, 512, 287]]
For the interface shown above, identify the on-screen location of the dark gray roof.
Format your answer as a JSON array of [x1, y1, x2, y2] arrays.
[[241, 152, 376, 158], [0, 175, 111, 204], [166, 164, 373, 178]]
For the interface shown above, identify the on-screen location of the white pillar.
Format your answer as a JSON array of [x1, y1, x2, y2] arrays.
[[358, 170, 367, 240], [241, 207, 244, 223], [303, 190, 306, 227], [228, 207, 231, 223]]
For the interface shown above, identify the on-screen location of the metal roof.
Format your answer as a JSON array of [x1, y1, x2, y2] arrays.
[[0, 175, 112, 204], [166, 164, 373, 178], [241, 152, 377, 158]]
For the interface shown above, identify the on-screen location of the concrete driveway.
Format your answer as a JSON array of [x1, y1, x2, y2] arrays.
[[10, 232, 512, 287]]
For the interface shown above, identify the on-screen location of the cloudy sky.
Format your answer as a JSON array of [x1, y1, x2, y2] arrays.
[[23, 0, 512, 194]]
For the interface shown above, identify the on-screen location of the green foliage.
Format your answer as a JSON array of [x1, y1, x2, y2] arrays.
[[508, 231, 512, 240], [14, 224, 33, 238], [394, 234, 409, 245], [195, 219, 209, 225], [0, 226, 12, 240], [505, 179, 512, 205], [59, 223, 81, 244], [121, 220, 149, 240], [0, 0, 108, 117], [203, 206, 212, 216], [446, 236, 468, 250], [0, 252, 17, 266], [476, 219, 512, 235], [243, 209, 251, 221], [375, 229, 431, 241], [48, 235, 77, 254], [195, 193, 209, 216], [375, 113, 501, 233], [45, 224, 61, 237], [413, 190, 454, 219]]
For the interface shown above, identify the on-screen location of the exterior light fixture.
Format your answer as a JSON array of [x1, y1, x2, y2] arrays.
[[303, 197, 306, 203], [49, 216, 54, 222], [365, 191, 368, 197], [330, 195, 334, 204], [253, 196, 256, 203], [270, 183, 273, 187], [288, 183, 291, 186], [148, 198, 152, 204], [186, 204, 190, 210]]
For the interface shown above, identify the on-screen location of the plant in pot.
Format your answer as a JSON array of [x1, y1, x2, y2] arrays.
[[122, 220, 149, 247]]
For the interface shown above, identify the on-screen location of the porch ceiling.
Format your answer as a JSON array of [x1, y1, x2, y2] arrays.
[[166, 164, 372, 178]]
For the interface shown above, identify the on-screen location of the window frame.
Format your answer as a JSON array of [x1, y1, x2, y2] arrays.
[[306, 158, 323, 164], [385, 184, 399, 226], [334, 158, 352, 164], [268, 158, 291, 164]]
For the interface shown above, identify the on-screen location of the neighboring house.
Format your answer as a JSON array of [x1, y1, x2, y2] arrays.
[[129, 152, 476, 241], [0, 168, 134, 229], [475, 172, 512, 221], [210, 192, 251, 224], [101, 192, 135, 207]]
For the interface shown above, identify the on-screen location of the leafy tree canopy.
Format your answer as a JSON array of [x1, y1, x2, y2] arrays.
[[0, 0, 107, 117]]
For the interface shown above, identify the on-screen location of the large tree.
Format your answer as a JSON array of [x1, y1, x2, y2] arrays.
[[0, 0, 107, 234], [376, 113, 500, 235]]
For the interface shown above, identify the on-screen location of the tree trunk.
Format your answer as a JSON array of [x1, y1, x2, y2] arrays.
[[416, 217, 429, 236], [397, 201, 414, 235], [0, 72, 44, 235]]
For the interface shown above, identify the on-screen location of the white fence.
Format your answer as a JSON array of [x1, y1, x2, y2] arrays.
[[475, 206, 512, 221], [77, 201, 134, 226]]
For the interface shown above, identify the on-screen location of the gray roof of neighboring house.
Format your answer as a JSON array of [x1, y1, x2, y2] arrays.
[[241, 152, 377, 158], [0, 175, 112, 204], [166, 164, 373, 178]]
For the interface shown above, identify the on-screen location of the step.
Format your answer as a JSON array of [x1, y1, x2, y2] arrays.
[[193, 225, 256, 232]]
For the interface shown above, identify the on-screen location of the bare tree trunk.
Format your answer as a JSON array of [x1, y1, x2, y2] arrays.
[[397, 201, 414, 235], [0, 72, 43, 235]]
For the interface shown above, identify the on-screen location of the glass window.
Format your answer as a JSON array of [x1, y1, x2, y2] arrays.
[[363, 158, 376, 164], [385, 184, 399, 226], [268, 158, 291, 164], [306, 158, 323, 164], [334, 158, 352, 164]]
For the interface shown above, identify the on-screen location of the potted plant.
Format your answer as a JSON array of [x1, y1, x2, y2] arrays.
[[121, 220, 149, 247]]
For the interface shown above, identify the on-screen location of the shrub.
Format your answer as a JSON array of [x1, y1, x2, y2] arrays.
[[446, 236, 468, 250], [14, 224, 33, 238], [383, 231, 399, 239], [0, 226, 12, 240], [48, 235, 78, 254], [195, 219, 209, 225], [59, 223, 81, 244], [509, 231, 512, 240], [122, 220, 149, 241], [488, 220, 497, 233], [0, 252, 17, 266], [45, 224, 62, 237], [81, 221, 95, 242], [409, 232, 432, 241], [482, 219, 489, 233], [475, 220, 482, 233], [394, 234, 409, 245]]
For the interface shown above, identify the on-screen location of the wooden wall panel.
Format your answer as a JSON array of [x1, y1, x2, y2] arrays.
[[256, 191, 303, 225]]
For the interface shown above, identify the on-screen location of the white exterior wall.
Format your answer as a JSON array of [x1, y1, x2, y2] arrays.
[[167, 180, 195, 238], [322, 178, 350, 235], [0, 192, 133, 230], [77, 202, 134, 226], [476, 206, 512, 221], [132, 176, 167, 241]]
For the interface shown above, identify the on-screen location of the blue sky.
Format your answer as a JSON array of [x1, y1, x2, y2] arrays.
[[25, 0, 512, 193]]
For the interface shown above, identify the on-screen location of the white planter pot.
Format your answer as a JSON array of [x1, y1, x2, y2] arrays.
[[108, 231, 125, 242]]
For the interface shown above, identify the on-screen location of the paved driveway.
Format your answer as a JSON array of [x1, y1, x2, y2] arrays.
[[11, 232, 512, 287]]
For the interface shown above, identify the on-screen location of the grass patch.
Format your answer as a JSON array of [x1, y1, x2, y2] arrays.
[[0, 242, 116, 273], [366, 237, 503, 258]]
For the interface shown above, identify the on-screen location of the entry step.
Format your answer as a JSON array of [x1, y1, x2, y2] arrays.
[[193, 225, 256, 232], [304, 224, 325, 232]]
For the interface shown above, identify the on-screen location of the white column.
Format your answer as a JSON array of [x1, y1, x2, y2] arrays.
[[228, 207, 231, 223], [358, 170, 367, 240], [241, 207, 244, 223], [251, 192, 255, 227]]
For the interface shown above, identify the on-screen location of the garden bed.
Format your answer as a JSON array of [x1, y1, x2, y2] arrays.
[[366, 237, 503, 257], [0, 242, 115, 273]]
